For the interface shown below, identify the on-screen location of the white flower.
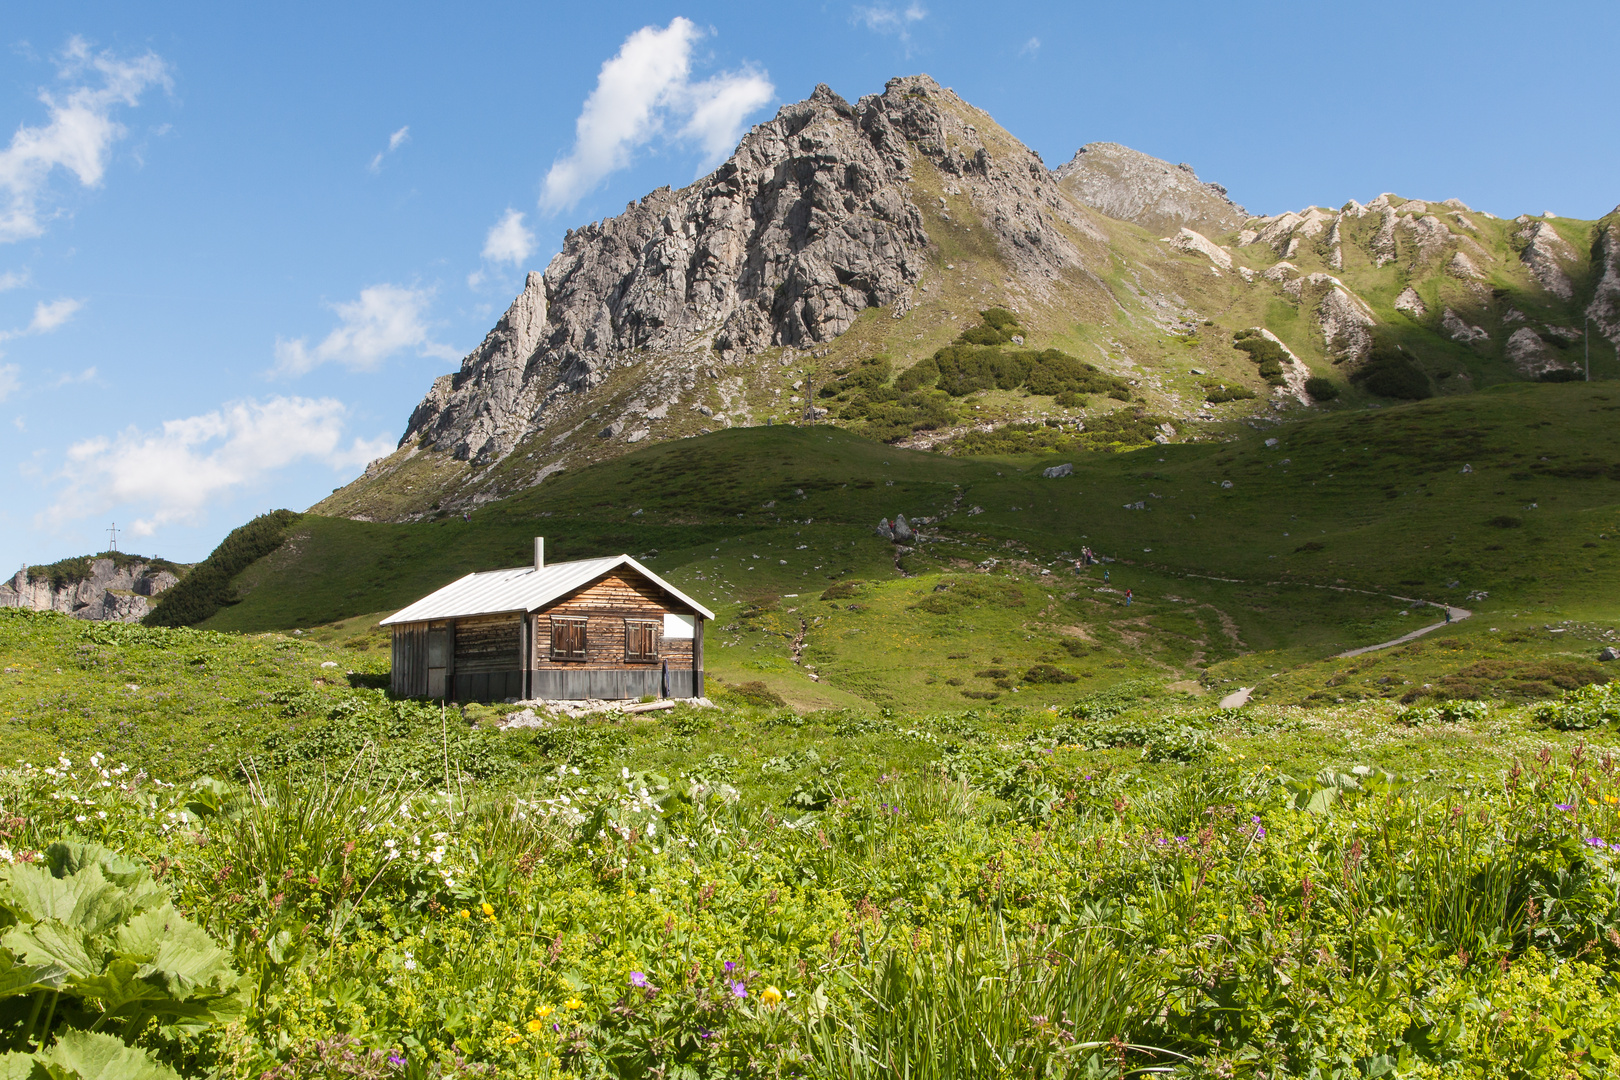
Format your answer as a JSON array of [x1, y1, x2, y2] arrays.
[[75, 815, 87, 823], [403, 952, 416, 971], [621, 767, 630, 779], [96, 811, 107, 819]]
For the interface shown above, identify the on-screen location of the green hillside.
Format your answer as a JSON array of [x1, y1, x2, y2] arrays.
[[164, 381, 1620, 712]]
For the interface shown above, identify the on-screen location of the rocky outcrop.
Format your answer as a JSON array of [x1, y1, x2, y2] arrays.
[[1516, 219, 1577, 300], [1441, 308, 1489, 345], [1447, 251, 1485, 280], [1587, 216, 1620, 347], [1167, 227, 1232, 270], [1053, 142, 1247, 237], [1394, 287, 1427, 317], [0, 558, 181, 622], [1298, 274, 1375, 361], [1505, 327, 1566, 377], [1371, 208, 1398, 267], [399, 76, 1096, 467]]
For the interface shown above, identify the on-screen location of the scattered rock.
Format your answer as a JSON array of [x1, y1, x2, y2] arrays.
[[892, 515, 915, 543], [1042, 463, 1074, 478], [1220, 480, 1234, 489], [1599, 646, 1618, 662]]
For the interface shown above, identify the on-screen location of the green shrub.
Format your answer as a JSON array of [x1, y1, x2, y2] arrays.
[[1352, 333, 1432, 400], [144, 510, 302, 627], [1535, 682, 1620, 730], [1023, 664, 1077, 684], [894, 356, 939, 391], [1304, 376, 1339, 400], [1397, 700, 1490, 726], [1204, 385, 1256, 404]]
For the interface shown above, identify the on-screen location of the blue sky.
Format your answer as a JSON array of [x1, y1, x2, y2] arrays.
[[3, 0, 1616, 574]]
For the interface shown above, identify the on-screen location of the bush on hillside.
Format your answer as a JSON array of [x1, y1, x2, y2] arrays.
[[1352, 331, 1432, 400], [1535, 682, 1620, 731], [143, 510, 302, 627], [1205, 384, 1256, 403], [1304, 376, 1340, 401]]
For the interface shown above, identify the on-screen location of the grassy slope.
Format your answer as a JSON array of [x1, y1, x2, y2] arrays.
[[194, 382, 1620, 713]]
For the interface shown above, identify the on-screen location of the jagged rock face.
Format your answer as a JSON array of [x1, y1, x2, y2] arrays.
[[1053, 142, 1247, 237], [1442, 308, 1489, 345], [1505, 327, 1565, 377], [1394, 287, 1427, 317], [0, 559, 179, 623], [1516, 219, 1577, 300], [1586, 217, 1620, 347], [401, 76, 1089, 466], [1169, 228, 1231, 270]]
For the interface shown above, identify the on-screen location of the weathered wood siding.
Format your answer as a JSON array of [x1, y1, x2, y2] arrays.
[[390, 623, 430, 697], [531, 572, 694, 670], [451, 613, 523, 702]]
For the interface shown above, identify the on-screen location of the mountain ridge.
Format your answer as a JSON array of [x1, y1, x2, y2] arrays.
[[316, 75, 1618, 526]]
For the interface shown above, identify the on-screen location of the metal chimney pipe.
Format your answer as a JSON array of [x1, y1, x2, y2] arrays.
[[534, 537, 544, 571]]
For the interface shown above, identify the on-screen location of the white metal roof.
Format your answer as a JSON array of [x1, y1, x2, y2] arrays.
[[379, 554, 715, 626]]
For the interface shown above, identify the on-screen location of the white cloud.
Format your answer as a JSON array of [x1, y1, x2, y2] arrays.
[[481, 209, 535, 266], [51, 366, 97, 387], [1020, 36, 1041, 57], [27, 297, 82, 333], [368, 125, 411, 173], [0, 37, 170, 244], [853, 3, 927, 40], [0, 363, 18, 402], [47, 396, 392, 534], [540, 18, 774, 212], [272, 284, 457, 376], [0, 270, 28, 291]]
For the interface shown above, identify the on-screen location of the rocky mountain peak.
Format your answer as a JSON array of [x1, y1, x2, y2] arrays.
[[394, 73, 1095, 469], [1054, 142, 1248, 237]]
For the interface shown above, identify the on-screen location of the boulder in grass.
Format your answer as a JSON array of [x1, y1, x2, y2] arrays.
[[892, 515, 915, 542], [1600, 646, 1619, 662], [1043, 463, 1073, 478]]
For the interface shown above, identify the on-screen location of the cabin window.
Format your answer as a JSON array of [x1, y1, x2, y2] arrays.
[[624, 619, 660, 662], [549, 616, 587, 661]]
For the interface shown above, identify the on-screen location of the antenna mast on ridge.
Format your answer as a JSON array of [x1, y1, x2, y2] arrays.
[[107, 522, 119, 554]]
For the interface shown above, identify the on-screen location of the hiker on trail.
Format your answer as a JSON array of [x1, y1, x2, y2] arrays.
[[1445, 607, 1452, 624], [1126, 588, 1133, 607], [1104, 569, 1110, 583]]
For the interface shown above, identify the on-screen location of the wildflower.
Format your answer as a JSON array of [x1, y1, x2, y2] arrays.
[[1556, 804, 1574, 812], [403, 951, 416, 971], [388, 1054, 405, 1067], [760, 985, 784, 1007], [481, 902, 494, 916], [629, 971, 648, 987], [535, 1005, 554, 1019], [458, 909, 471, 919], [724, 961, 735, 973], [564, 997, 583, 1010], [527, 1018, 544, 1033], [505, 1035, 522, 1045], [731, 981, 747, 998], [1586, 838, 1610, 849]]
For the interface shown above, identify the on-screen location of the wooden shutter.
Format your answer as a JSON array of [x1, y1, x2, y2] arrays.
[[624, 619, 659, 662], [549, 616, 587, 661]]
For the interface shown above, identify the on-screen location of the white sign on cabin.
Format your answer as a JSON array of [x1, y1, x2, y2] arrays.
[[663, 612, 695, 639]]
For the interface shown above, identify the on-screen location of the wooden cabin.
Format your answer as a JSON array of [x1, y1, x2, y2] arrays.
[[380, 539, 713, 702]]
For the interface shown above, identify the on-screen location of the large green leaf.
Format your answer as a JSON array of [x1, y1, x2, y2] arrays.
[[3, 922, 100, 982], [0, 953, 68, 1001], [0, 864, 132, 938], [40, 848, 150, 895], [40, 1030, 180, 1080]]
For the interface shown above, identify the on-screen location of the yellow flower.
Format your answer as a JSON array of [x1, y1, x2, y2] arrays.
[[1608, 795, 1618, 805], [505, 1034, 522, 1045], [481, 902, 495, 916], [535, 1005, 554, 1019], [527, 1018, 544, 1033], [760, 985, 784, 1007], [564, 997, 583, 1010], [1590, 798, 1599, 807], [458, 909, 470, 919]]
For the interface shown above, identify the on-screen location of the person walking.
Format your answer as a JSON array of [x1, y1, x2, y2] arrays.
[[1126, 588, 1133, 606], [1104, 569, 1110, 583]]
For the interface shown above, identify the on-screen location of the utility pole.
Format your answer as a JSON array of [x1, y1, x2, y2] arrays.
[[107, 522, 118, 554]]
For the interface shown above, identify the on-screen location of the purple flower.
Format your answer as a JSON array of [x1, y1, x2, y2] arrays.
[[731, 981, 747, 998], [630, 971, 648, 987], [698, 1029, 714, 1040], [1586, 837, 1610, 849], [724, 960, 735, 973], [388, 1054, 405, 1067], [1255, 827, 1266, 839], [1556, 804, 1574, 812]]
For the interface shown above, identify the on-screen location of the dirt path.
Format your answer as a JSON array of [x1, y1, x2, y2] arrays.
[[1218, 686, 1254, 708], [1334, 600, 1472, 659]]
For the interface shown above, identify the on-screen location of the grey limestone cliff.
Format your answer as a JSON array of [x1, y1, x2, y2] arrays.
[[0, 558, 180, 622], [400, 76, 1096, 468], [1053, 142, 1248, 237]]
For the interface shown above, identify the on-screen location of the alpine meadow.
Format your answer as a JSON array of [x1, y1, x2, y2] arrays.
[[4, 30, 1620, 1080]]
